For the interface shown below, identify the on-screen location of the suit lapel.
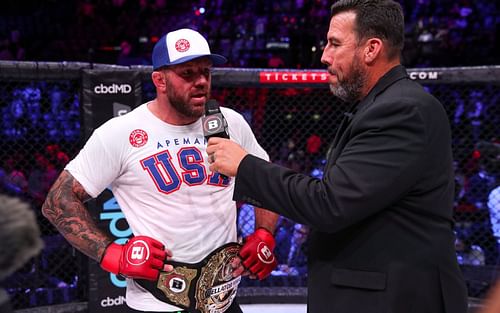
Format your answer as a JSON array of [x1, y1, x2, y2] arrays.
[[324, 65, 409, 170], [331, 112, 353, 150], [325, 107, 357, 169]]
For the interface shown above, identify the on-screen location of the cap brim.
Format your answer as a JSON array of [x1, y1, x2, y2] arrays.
[[154, 54, 227, 70]]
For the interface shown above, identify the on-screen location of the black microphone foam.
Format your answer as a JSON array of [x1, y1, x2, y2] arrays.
[[202, 99, 229, 180], [202, 99, 229, 140]]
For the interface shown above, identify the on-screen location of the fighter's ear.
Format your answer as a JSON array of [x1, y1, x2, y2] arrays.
[[362, 38, 383, 64], [151, 71, 167, 90]]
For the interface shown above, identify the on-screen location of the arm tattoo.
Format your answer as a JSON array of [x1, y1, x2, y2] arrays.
[[42, 170, 112, 262]]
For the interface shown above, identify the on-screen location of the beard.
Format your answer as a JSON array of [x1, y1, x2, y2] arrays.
[[329, 55, 367, 103], [165, 81, 210, 119]]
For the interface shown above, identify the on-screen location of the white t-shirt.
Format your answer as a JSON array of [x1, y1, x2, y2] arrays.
[[66, 102, 268, 311]]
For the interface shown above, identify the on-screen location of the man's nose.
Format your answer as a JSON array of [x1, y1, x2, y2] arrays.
[[194, 73, 209, 86], [320, 48, 331, 66]]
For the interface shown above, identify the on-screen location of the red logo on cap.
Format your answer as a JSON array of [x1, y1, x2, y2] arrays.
[[175, 39, 190, 52], [129, 129, 148, 147]]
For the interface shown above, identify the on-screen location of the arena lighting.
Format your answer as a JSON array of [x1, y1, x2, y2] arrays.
[[193, 6, 205, 16]]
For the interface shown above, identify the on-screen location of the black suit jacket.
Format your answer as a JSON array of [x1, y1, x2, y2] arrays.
[[234, 66, 468, 313]]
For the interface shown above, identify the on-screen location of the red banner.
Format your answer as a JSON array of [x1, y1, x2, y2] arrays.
[[259, 71, 329, 84]]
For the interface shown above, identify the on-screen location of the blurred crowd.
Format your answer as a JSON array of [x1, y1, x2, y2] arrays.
[[0, 0, 498, 68]]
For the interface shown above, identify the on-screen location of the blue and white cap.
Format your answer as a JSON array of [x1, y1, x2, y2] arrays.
[[152, 28, 227, 70]]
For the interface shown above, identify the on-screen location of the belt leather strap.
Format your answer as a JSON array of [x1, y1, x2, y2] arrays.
[[135, 242, 241, 313]]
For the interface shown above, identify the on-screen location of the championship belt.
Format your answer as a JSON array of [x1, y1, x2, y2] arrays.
[[135, 242, 241, 313]]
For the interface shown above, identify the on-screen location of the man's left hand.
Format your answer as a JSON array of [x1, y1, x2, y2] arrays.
[[236, 228, 278, 280], [207, 137, 248, 177]]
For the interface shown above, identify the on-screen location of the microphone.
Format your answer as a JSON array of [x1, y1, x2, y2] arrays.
[[202, 99, 229, 179], [202, 99, 229, 140]]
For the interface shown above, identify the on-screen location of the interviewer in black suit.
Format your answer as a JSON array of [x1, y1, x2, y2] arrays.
[[207, 0, 468, 312]]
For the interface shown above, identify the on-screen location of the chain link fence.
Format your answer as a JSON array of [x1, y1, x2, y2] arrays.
[[0, 72, 86, 308], [1, 62, 499, 309]]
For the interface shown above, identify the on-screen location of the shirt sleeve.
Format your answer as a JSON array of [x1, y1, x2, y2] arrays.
[[65, 128, 122, 198]]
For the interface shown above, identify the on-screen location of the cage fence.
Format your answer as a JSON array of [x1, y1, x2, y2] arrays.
[[0, 61, 499, 310]]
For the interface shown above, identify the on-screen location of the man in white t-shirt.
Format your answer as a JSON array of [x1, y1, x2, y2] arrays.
[[42, 28, 279, 313]]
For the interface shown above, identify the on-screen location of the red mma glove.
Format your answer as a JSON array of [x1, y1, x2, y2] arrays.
[[100, 236, 166, 281], [239, 228, 278, 280]]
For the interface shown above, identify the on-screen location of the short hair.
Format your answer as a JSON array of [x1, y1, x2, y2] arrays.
[[330, 0, 404, 60], [0, 195, 43, 280]]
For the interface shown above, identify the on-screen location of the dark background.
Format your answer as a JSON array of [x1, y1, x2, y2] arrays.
[[0, 0, 498, 68]]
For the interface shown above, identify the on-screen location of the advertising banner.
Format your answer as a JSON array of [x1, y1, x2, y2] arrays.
[[82, 70, 142, 312]]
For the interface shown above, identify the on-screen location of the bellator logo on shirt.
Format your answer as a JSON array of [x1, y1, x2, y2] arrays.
[[129, 129, 148, 148]]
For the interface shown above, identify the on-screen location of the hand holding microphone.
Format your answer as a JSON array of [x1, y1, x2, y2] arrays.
[[203, 99, 248, 177], [207, 137, 248, 177]]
